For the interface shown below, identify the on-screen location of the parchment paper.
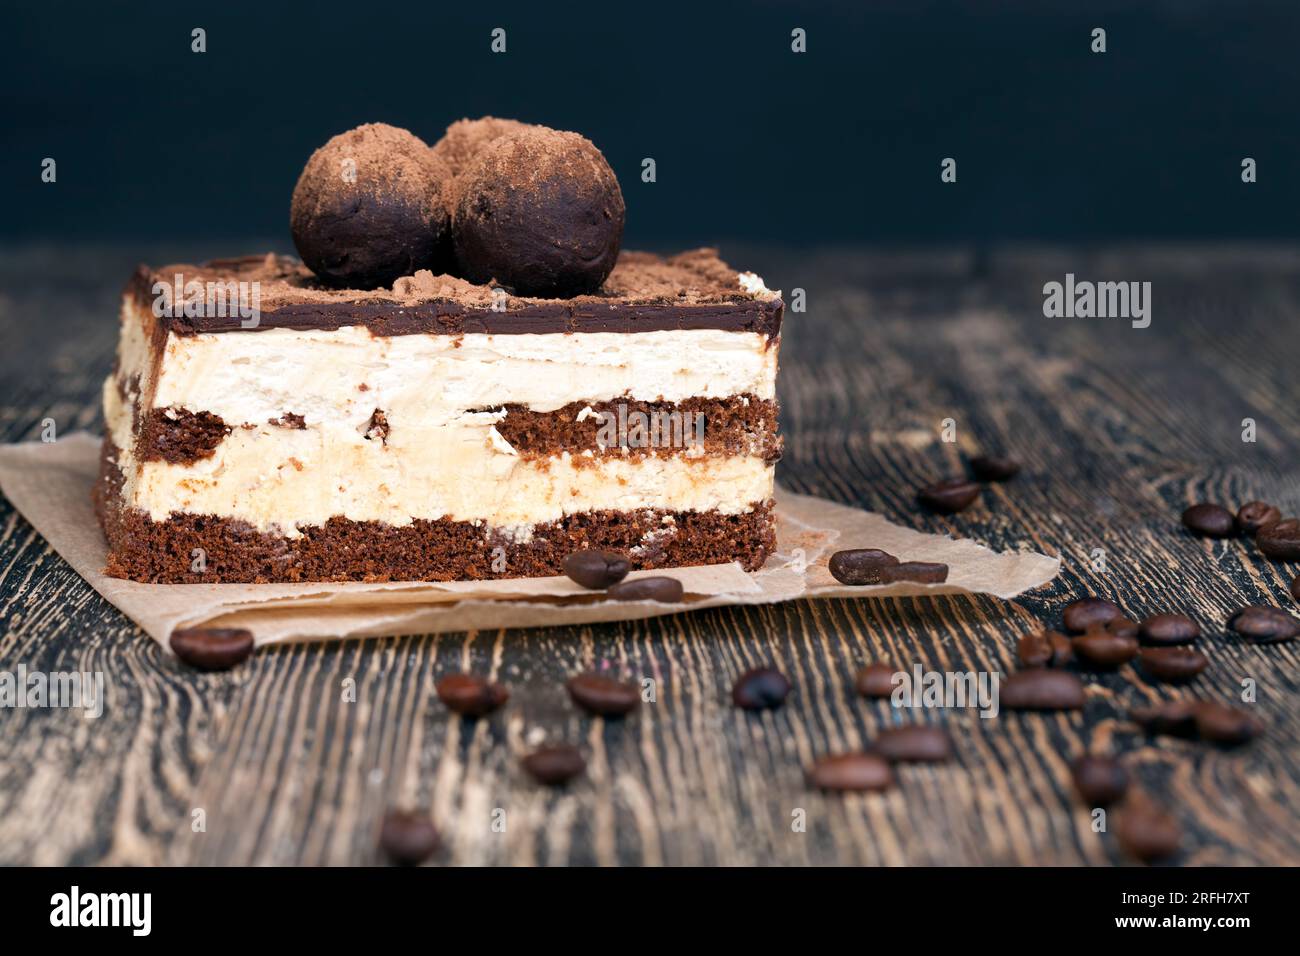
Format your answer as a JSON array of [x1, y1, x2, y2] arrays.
[[0, 433, 1060, 648]]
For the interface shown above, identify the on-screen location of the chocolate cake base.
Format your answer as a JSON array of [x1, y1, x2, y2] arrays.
[[95, 438, 775, 584]]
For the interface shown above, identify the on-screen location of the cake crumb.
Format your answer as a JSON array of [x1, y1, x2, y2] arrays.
[[363, 409, 390, 444]]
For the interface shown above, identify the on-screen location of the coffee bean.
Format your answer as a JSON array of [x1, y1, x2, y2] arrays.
[[1291, 573, 1300, 603], [1192, 701, 1263, 746], [435, 673, 509, 716], [1228, 606, 1299, 644], [828, 548, 898, 585], [379, 809, 440, 865], [1115, 797, 1181, 863], [1257, 517, 1300, 560], [1000, 670, 1086, 710], [1017, 631, 1053, 668], [521, 745, 586, 785], [731, 667, 791, 710], [1130, 699, 1200, 737], [1062, 597, 1125, 634], [1237, 500, 1282, 535], [1071, 630, 1138, 667], [871, 725, 953, 762], [566, 672, 641, 716], [877, 561, 949, 584], [1181, 502, 1236, 538], [917, 478, 981, 514], [806, 753, 895, 792], [563, 549, 630, 589], [1138, 613, 1200, 646], [1130, 699, 1262, 744], [1138, 646, 1208, 683], [855, 663, 897, 699], [1070, 755, 1129, 806], [1018, 630, 1072, 668], [606, 576, 684, 603], [1103, 617, 1140, 640], [169, 627, 255, 671], [968, 454, 1021, 482]]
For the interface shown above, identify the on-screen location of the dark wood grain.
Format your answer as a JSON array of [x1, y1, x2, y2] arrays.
[[1, 243, 1297, 866]]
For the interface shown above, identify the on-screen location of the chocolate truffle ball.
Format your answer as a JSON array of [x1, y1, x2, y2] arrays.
[[452, 126, 625, 297], [290, 123, 452, 289], [430, 116, 534, 178]]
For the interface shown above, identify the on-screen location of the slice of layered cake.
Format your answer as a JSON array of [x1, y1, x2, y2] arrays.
[[95, 249, 783, 583]]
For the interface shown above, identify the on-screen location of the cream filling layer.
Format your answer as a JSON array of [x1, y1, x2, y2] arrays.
[[106, 378, 774, 536], [129, 302, 777, 431]]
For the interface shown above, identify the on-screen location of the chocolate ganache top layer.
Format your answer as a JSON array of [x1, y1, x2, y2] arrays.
[[131, 248, 783, 338]]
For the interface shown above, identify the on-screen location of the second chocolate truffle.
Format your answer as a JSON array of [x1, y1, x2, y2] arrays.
[[431, 116, 534, 178], [452, 126, 625, 297], [290, 123, 453, 289]]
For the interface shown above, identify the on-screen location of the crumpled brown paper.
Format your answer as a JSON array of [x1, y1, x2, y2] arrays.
[[0, 433, 1060, 648]]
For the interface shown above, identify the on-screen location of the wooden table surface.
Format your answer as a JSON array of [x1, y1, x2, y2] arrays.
[[1, 243, 1298, 866]]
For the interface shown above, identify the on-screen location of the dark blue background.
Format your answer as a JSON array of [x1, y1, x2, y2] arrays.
[[4, 0, 1297, 248]]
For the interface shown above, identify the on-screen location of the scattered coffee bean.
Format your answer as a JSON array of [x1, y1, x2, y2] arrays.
[[917, 478, 981, 514], [1017, 630, 1072, 668], [1257, 517, 1300, 560], [1228, 605, 1299, 644], [1000, 670, 1086, 710], [1180, 502, 1236, 538], [1103, 617, 1140, 640], [521, 745, 586, 785], [563, 549, 630, 589], [1130, 699, 1200, 737], [169, 627, 255, 671], [1062, 597, 1125, 634], [1071, 629, 1138, 668], [877, 561, 949, 584], [1138, 613, 1200, 646], [1138, 646, 1208, 683], [1017, 631, 1052, 668], [1291, 573, 1300, 603], [872, 725, 953, 762], [566, 672, 641, 716], [855, 663, 898, 699], [806, 753, 895, 792], [435, 673, 509, 716], [1236, 500, 1282, 535], [1070, 755, 1129, 806], [732, 667, 792, 710], [1130, 699, 1262, 745], [379, 809, 440, 865], [1115, 796, 1181, 863], [828, 548, 899, 584], [969, 455, 1021, 482], [606, 576, 684, 603], [1192, 701, 1263, 746]]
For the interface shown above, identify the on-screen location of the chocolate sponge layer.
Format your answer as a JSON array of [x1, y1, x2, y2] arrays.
[[493, 395, 780, 462], [137, 407, 231, 464], [129, 395, 781, 466]]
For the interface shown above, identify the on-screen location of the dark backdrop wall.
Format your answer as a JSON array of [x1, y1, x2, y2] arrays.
[[4, 0, 1298, 249]]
